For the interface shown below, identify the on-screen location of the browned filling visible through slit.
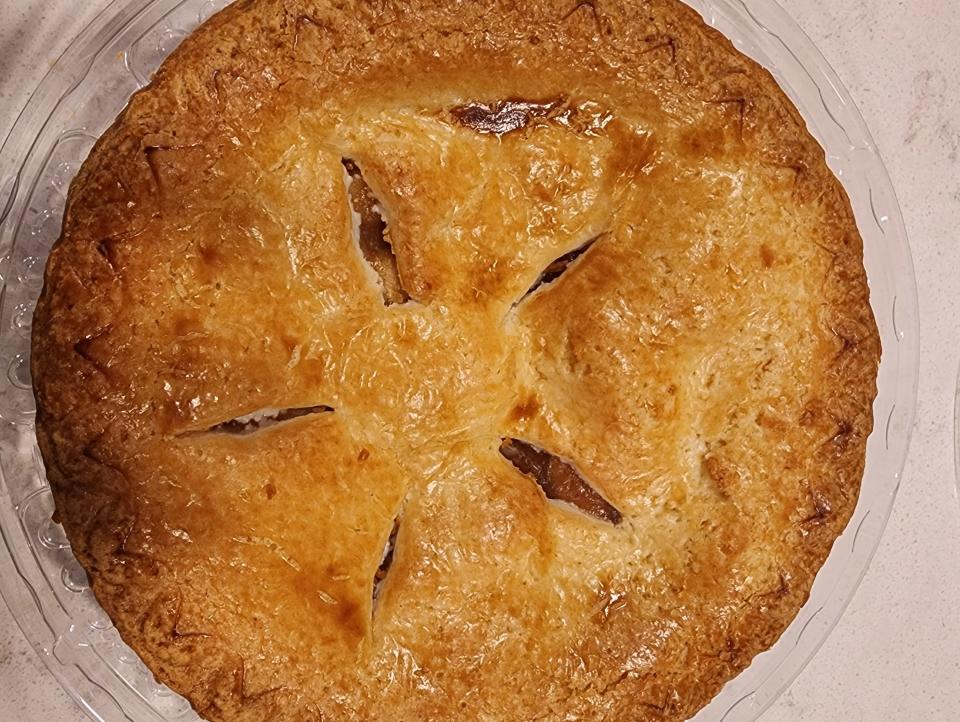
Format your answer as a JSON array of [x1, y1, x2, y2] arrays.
[[187, 405, 333, 437], [500, 438, 622, 525], [373, 516, 400, 605], [518, 237, 598, 304], [342, 159, 410, 306], [451, 98, 565, 136]]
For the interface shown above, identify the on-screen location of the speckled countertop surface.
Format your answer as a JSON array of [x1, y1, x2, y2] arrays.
[[1, 1, 959, 720]]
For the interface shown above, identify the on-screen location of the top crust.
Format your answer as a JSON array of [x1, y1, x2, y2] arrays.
[[32, 1, 880, 721]]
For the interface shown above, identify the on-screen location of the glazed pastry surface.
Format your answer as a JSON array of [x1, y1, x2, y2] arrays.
[[32, 1, 880, 720]]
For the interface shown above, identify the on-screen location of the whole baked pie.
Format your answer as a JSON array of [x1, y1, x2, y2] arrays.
[[31, 0, 881, 720]]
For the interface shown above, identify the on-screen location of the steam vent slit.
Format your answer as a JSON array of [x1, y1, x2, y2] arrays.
[[500, 438, 622, 524], [182, 405, 333, 437], [342, 158, 410, 305], [518, 237, 598, 304], [373, 515, 401, 610]]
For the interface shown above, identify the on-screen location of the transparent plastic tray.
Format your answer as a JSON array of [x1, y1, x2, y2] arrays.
[[0, 1, 919, 720]]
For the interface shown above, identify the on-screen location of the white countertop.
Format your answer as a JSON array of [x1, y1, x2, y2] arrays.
[[2, 1, 959, 720]]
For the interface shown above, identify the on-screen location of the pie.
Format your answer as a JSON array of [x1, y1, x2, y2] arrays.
[[31, 0, 881, 720]]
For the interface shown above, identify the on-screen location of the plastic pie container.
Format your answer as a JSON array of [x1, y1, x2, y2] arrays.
[[0, 1, 919, 720]]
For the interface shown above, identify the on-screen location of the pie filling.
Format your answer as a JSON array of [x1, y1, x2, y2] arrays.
[[500, 438, 623, 525], [342, 158, 410, 305], [188, 405, 334, 437], [449, 97, 614, 137], [518, 236, 599, 304], [373, 516, 401, 606], [450, 98, 566, 136]]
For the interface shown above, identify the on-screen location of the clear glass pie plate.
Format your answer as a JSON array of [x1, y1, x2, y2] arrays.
[[0, 1, 919, 720]]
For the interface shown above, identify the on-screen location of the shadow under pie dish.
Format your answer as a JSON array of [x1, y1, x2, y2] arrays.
[[29, 0, 881, 720]]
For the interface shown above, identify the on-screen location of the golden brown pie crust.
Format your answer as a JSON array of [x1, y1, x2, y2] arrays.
[[32, 0, 881, 720]]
